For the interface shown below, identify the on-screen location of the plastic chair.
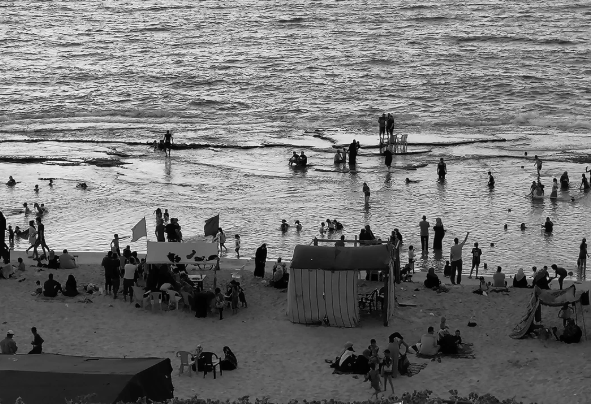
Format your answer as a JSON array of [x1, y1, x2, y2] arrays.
[[399, 134, 408, 152], [176, 351, 193, 377], [167, 290, 183, 310], [199, 352, 222, 379], [132, 286, 146, 307], [180, 291, 193, 312], [358, 288, 378, 313], [150, 291, 163, 312]]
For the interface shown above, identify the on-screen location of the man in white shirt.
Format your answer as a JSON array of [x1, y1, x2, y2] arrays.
[[417, 327, 439, 356], [449, 232, 470, 285], [123, 258, 137, 302]]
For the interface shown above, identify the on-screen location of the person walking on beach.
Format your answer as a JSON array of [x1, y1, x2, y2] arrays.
[[363, 183, 370, 205], [32, 216, 50, 260], [234, 234, 241, 258], [578, 238, 588, 273], [254, 243, 267, 278], [215, 228, 228, 252], [437, 158, 447, 181], [534, 155, 542, 176], [419, 216, 430, 252], [163, 130, 173, 156], [449, 232, 470, 285], [469, 242, 482, 278], [28, 327, 44, 354], [348, 139, 360, 166]]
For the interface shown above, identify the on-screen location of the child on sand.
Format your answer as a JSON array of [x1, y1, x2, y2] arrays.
[[558, 303, 573, 327], [381, 349, 395, 396], [408, 245, 415, 273], [234, 234, 241, 258], [368, 339, 380, 358], [364, 363, 381, 399]]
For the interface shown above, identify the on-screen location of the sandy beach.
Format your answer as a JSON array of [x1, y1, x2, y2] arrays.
[[1, 251, 590, 404]]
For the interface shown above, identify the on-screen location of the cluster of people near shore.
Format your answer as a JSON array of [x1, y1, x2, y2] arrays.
[[329, 319, 463, 398]]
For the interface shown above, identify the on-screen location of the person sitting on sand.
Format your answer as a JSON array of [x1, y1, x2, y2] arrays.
[[438, 317, 450, 339], [513, 268, 528, 288], [493, 266, 506, 287], [424, 267, 440, 289], [533, 266, 551, 289], [43, 273, 62, 297], [352, 349, 372, 375], [219, 346, 238, 370], [331, 342, 356, 372], [550, 264, 568, 290], [1, 258, 15, 279], [552, 318, 582, 344], [415, 327, 440, 356], [62, 274, 79, 297], [59, 249, 76, 269]]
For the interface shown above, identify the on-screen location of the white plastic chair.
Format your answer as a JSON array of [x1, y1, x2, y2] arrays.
[[150, 291, 163, 312], [167, 290, 183, 310], [132, 286, 147, 307], [399, 134, 408, 152]]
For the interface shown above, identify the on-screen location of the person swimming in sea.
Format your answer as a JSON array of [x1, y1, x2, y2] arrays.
[[7, 176, 16, 186], [405, 178, 419, 184], [76, 182, 88, 189], [289, 151, 299, 166], [34, 184, 39, 193], [23, 202, 31, 214]]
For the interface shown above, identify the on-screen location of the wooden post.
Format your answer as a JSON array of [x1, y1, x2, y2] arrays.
[[382, 272, 389, 327]]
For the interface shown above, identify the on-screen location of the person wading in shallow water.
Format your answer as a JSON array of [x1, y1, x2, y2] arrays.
[[163, 130, 173, 156], [437, 158, 447, 182]]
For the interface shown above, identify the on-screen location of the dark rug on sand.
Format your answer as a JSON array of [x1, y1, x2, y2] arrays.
[[416, 343, 475, 359], [406, 362, 428, 377]]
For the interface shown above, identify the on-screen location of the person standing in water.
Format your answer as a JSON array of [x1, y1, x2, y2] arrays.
[[32, 216, 50, 260], [488, 171, 495, 187], [550, 178, 558, 199], [578, 238, 588, 273], [384, 145, 393, 171], [163, 130, 173, 156], [419, 216, 430, 252], [386, 113, 395, 137], [560, 171, 569, 189], [348, 139, 360, 166], [437, 158, 447, 181], [469, 242, 482, 278], [449, 232, 470, 285], [533, 155, 542, 176], [362, 183, 370, 205], [580, 174, 590, 190]]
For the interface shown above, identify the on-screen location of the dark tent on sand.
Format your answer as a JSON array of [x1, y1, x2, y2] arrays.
[[0, 354, 174, 404]]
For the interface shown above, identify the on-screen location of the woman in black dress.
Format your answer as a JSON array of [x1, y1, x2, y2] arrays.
[[254, 244, 267, 278], [432, 217, 445, 250], [62, 274, 79, 297], [220, 346, 238, 370]]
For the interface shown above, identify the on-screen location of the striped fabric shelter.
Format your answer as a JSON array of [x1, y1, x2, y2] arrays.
[[287, 244, 395, 328]]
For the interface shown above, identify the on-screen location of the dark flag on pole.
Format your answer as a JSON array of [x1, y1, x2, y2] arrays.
[[204, 214, 219, 237]]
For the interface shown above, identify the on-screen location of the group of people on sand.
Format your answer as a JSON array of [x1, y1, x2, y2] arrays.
[[289, 151, 308, 167], [186, 344, 238, 373], [36, 272, 82, 297], [1, 327, 44, 355]]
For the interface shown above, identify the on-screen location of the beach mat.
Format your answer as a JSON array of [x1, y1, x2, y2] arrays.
[[416, 344, 475, 359], [406, 362, 428, 377]]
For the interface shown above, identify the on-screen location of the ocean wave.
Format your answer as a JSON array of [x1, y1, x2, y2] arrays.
[[453, 35, 575, 45], [512, 113, 591, 130], [399, 4, 437, 10], [0, 109, 192, 123], [409, 16, 450, 21]]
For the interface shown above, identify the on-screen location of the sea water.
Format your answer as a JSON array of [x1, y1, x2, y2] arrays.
[[1, 0, 590, 276]]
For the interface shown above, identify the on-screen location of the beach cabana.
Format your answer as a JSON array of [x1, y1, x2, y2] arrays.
[[510, 285, 587, 339], [0, 354, 173, 404], [287, 244, 395, 328]]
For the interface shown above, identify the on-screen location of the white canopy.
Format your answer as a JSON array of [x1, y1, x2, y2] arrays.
[[145, 241, 218, 265]]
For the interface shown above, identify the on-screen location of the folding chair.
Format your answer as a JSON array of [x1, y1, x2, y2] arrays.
[[199, 352, 222, 379], [176, 351, 193, 377]]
